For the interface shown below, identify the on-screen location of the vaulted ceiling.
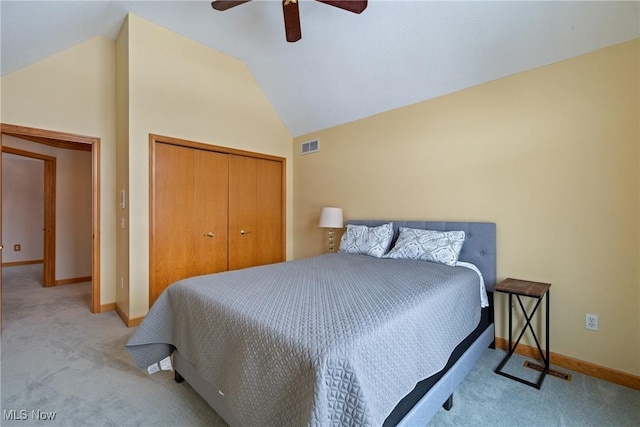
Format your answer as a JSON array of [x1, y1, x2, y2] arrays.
[[2, 1, 639, 136]]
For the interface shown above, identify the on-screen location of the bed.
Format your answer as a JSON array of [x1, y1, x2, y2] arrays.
[[127, 220, 496, 426]]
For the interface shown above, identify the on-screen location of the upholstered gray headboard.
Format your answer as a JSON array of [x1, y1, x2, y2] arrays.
[[345, 220, 497, 292]]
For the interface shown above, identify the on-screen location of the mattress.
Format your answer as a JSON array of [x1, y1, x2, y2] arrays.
[[127, 253, 484, 426]]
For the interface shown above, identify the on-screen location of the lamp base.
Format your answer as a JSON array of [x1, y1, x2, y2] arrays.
[[328, 228, 335, 253]]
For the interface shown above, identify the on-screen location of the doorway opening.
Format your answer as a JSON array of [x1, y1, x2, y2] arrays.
[[1, 123, 101, 313], [2, 148, 55, 286]]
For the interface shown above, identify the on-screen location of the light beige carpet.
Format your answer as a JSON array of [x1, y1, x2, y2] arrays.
[[1, 264, 226, 426]]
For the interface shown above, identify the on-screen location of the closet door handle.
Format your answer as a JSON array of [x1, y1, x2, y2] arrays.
[[205, 232, 215, 238], [240, 230, 251, 235]]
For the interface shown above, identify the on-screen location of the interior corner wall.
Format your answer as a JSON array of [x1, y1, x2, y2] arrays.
[[293, 39, 640, 376], [125, 14, 293, 319], [115, 16, 131, 318], [0, 37, 116, 304]]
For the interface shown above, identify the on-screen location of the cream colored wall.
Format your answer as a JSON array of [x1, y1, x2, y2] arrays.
[[56, 148, 93, 279], [293, 39, 640, 376], [124, 15, 292, 318], [1, 38, 116, 303], [115, 17, 131, 316]]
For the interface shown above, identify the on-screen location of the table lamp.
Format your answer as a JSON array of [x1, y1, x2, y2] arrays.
[[319, 207, 343, 252]]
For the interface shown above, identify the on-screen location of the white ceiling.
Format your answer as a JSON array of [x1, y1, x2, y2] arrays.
[[1, 1, 639, 137]]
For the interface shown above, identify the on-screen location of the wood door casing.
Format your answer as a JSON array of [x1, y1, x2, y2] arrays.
[[1, 123, 101, 313], [1, 146, 57, 287]]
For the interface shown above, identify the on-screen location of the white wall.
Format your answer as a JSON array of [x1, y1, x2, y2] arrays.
[[1, 154, 44, 263]]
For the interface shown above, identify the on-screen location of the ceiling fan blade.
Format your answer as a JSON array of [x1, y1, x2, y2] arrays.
[[211, 1, 252, 11], [316, 0, 367, 14], [282, 1, 302, 42]]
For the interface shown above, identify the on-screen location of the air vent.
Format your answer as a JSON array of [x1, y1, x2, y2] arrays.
[[523, 361, 572, 381], [301, 139, 319, 155]]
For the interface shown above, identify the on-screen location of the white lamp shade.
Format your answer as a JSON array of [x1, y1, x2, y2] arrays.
[[319, 207, 343, 228]]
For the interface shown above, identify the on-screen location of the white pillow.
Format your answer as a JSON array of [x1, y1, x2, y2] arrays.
[[384, 227, 465, 266], [338, 222, 394, 258]]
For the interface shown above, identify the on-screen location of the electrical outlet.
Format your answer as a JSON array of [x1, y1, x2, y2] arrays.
[[585, 313, 598, 331], [13, 244, 21, 251]]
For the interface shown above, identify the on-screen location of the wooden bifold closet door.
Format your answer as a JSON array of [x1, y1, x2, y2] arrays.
[[228, 155, 283, 270], [152, 144, 229, 305], [151, 141, 284, 306]]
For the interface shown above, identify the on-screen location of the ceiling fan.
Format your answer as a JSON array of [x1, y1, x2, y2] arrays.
[[211, 0, 368, 42]]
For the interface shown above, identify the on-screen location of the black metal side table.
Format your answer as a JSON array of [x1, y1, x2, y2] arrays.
[[494, 277, 551, 389]]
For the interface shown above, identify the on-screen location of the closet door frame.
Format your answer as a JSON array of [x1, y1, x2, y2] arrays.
[[149, 134, 286, 307]]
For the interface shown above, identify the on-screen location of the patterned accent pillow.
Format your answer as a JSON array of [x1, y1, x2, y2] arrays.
[[384, 228, 465, 266], [338, 222, 394, 258]]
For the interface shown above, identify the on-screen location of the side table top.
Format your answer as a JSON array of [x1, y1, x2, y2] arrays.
[[495, 277, 551, 298]]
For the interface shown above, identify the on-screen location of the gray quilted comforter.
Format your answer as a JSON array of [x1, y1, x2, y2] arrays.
[[126, 254, 481, 426]]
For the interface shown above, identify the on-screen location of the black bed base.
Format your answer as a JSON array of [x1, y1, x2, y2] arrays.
[[383, 303, 493, 425]]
